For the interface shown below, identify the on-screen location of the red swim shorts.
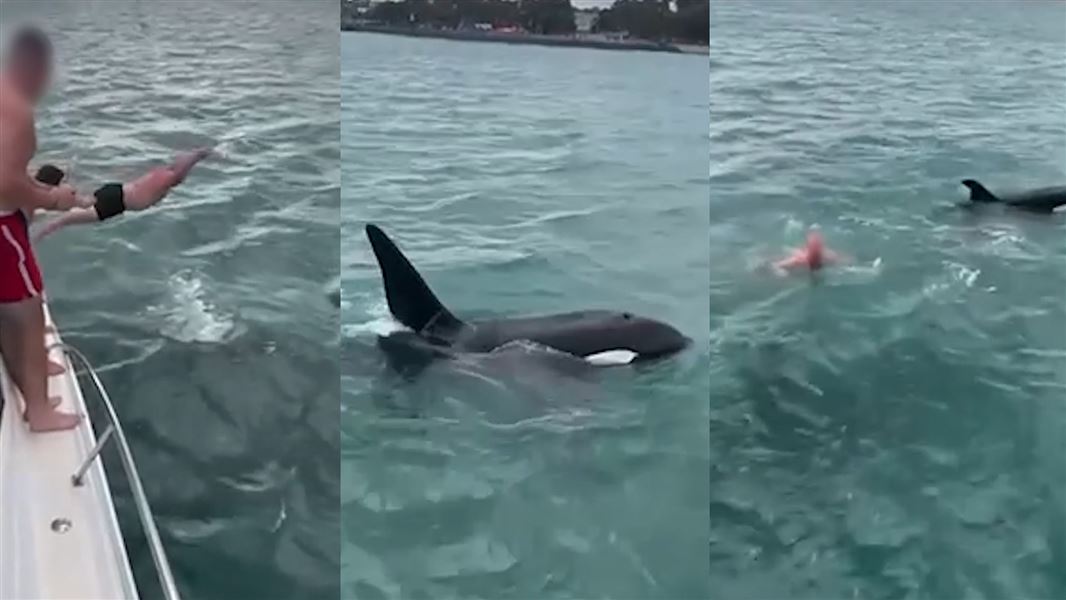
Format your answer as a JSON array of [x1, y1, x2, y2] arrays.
[[0, 211, 43, 303]]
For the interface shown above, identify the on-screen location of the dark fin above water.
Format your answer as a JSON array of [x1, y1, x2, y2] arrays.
[[365, 224, 464, 338], [961, 179, 999, 203]]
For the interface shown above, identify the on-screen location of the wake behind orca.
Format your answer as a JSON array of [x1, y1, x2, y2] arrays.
[[364, 224, 691, 371], [961, 179, 1066, 213]]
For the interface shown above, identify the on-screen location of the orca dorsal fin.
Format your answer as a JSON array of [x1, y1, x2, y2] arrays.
[[962, 179, 999, 203], [365, 224, 464, 338]]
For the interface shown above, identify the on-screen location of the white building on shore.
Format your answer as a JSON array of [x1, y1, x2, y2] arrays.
[[575, 10, 598, 34]]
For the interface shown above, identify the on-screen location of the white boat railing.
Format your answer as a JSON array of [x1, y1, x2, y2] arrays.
[[53, 342, 182, 600]]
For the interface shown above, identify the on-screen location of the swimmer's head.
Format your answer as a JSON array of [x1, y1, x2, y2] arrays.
[[3, 26, 53, 102], [806, 230, 824, 265], [806, 230, 824, 249]]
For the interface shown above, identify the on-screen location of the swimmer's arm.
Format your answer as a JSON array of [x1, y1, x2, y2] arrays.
[[773, 253, 805, 270], [32, 208, 98, 241], [0, 112, 59, 210], [825, 250, 852, 264]]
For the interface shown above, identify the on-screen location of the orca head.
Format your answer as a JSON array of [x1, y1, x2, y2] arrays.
[[583, 311, 691, 363]]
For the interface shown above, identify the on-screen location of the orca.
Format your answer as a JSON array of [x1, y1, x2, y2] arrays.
[[961, 180, 1066, 213], [364, 223, 691, 370]]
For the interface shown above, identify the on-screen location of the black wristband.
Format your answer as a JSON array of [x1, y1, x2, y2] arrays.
[[92, 183, 126, 221], [35, 164, 65, 186]]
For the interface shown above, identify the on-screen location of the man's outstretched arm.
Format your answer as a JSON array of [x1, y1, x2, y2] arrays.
[[33, 208, 98, 241], [824, 249, 851, 264]]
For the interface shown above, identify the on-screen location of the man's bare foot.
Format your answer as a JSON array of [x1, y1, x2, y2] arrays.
[[24, 396, 64, 416], [48, 359, 65, 376], [169, 146, 214, 184], [25, 405, 82, 432]]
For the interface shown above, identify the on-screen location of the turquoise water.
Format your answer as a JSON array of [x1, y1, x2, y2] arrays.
[[710, 2, 1066, 598], [3, 2, 339, 598], [342, 33, 710, 599]]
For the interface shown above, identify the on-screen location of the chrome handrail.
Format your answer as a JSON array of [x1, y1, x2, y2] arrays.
[[55, 342, 181, 600]]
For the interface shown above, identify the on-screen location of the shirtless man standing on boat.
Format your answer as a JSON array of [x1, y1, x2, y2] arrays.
[[0, 27, 90, 431]]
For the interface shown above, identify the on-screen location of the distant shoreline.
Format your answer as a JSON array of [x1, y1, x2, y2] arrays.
[[342, 23, 707, 55]]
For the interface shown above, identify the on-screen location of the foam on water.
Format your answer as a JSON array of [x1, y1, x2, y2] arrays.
[[342, 298, 405, 338], [150, 270, 236, 344]]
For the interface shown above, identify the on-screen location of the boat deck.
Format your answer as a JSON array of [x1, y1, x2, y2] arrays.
[[0, 304, 137, 599]]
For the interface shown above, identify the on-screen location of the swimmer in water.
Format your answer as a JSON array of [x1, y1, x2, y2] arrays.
[[773, 230, 847, 273], [34, 147, 213, 240]]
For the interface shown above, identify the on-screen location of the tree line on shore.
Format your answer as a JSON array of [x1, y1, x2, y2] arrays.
[[353, 0, 709, 44]]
